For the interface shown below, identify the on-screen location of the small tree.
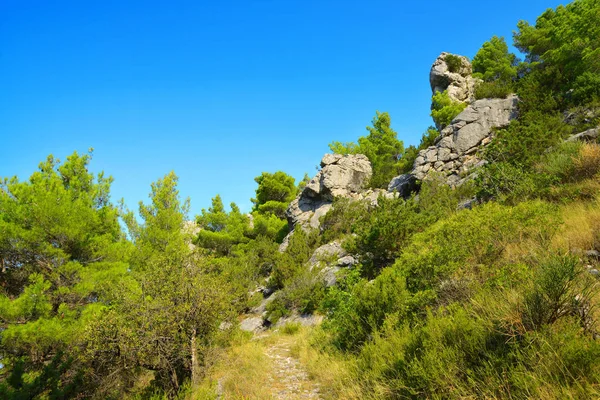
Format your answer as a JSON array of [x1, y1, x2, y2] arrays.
[[329, 112, 405, 189]]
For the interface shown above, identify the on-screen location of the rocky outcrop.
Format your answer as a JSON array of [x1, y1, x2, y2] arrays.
[[430, 52, 479, 103], [286, 154, 372, 230], [308, 241, 357, 287], [567, 127, 599, 142], [240, 316, 265, 333], [387, 174, 418, 198], [413, 95, 519, 184]]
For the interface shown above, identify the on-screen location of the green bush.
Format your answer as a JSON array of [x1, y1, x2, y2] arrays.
[[266, 271, 325, 323], [444, 54, 463, 73], [484, 112, 572, 167], [270, 228, 318, 289], [474, 80, 513, 99], [431, 90, 467, 129]]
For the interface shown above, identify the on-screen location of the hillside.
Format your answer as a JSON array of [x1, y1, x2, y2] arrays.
[[1, 0, 600, 399]]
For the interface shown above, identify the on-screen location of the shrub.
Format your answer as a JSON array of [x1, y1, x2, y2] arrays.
[[484, 112, 572, 167], [522, 255, 593, 330], [266, 271, 326, 323], [444, 54, 463, 73], [474, 80, 513, 99], [573, 143, 600, 179], [281, 322, 302, 335], [318, 198, 370, 244], [476, 162, 549, 204], [270, 228, 317, 289], [431, 90, 467, 129]]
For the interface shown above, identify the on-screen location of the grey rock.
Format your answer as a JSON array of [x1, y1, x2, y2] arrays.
[[320, 153, 343, 166], [412, 95, 518, 184], [451, 96, 519, 153], [566, 128, 599, 143], [240, 317, 265, 333], [430, 52, 480, 104], [585, 249, 600, 259], [251, 293, 277, 315], [458, 197, 478, 210], [354, 189, 398, 206], [309, 241, 346, 267], [286, 154, 372, 231], [387, 174, 418, 199], [336, 255, 357, 267], [320, 266, 342, 287], [274, 313, 324, 328]]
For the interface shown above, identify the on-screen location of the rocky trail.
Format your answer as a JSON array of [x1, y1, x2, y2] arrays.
[[263, 336, 322, 399], [212, 325, 324, 399]]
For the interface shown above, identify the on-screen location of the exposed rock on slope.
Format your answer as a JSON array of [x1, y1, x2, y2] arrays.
[[413, 95, 519, 185], [286, 154, 372, 230], [430, 52, 479, 103], [567, 127, 599, 142], [307, 241, 357, 287]]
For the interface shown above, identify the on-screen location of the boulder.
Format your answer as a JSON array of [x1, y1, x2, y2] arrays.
[[286, 154, 372, 230], [308, 241, 346, 266], [566, 127, 599, 142], [240, 316, 265, 333], [430, 52, 479, 103]]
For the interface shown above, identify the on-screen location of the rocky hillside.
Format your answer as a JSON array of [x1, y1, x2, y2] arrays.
[[1, 1, 599, 399]]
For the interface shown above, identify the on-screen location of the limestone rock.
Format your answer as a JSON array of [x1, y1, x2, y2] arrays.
[[309, 241, 346, 266], [566, 127, 599, 142], [320, 266, 342, 287], [413, 95, 519, 183], [387, 174, 418, 199], [304, 154, 372, 200], [274, 313, 324, 328], [336, 255, 357, 267], [286, 154, 372, 230], [430, 52, 479, 103], [240, 316, 265, 333]]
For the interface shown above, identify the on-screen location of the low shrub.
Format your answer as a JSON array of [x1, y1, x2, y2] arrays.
[[431, 90, 467, 129], [281, 322, 302, 335], [474, 80, 513, 99], [444, 54, 463, 73]]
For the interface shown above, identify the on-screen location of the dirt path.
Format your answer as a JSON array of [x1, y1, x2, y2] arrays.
[[210, 328, 323, 399], [265, 338, 321, 400], [264, 337, 322, 399]]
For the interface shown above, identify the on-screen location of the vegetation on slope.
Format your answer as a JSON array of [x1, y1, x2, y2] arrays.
[[1, 0, 600, 399]]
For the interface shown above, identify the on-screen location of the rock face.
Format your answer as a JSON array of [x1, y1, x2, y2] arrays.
[[413, 95, 519, 184], [387, 174, 418, 198], [286, 154, 372, 230], [430, 52, 479, 103]]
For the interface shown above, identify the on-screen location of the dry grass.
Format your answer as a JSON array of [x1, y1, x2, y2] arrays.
[[573, 143, 600, 180], [288, 327, 380, 400], [553, 197, 600, 252], [194, 334, 273, 400]]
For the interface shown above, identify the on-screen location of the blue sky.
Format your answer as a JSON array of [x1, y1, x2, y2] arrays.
[[0, 0, 565, 216]]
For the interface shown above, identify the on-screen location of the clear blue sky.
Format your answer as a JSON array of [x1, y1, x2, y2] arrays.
[[0, 0, 565, 216]]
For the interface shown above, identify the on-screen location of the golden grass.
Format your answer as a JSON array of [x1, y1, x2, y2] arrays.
[[574, 143, 600, 180], [194, 334, 273, 400], [553, 197, 600, 252]]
